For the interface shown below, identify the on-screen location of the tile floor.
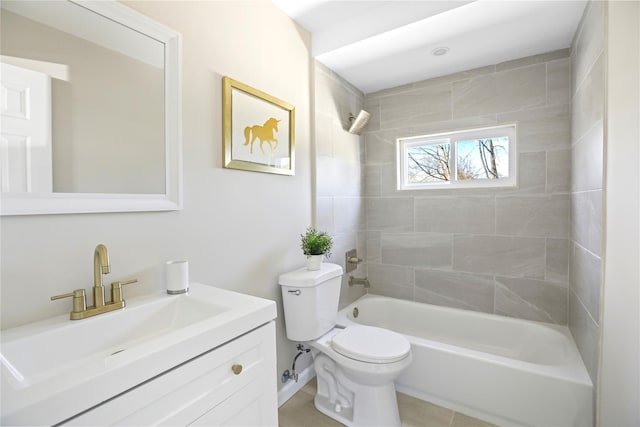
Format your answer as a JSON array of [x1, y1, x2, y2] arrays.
[[278, 378, 497, 427]]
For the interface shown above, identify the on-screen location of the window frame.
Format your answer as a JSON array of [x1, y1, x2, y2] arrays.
[[396, 124, 518, 190]]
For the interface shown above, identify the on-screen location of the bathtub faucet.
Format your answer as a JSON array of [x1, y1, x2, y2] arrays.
[[348, 276, 370, 289]]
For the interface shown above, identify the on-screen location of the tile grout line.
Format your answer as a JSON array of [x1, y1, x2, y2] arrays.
[[448, 410, 456, 427]]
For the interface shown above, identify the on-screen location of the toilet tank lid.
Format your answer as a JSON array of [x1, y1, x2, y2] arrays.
[[278, 263, 343, 287]]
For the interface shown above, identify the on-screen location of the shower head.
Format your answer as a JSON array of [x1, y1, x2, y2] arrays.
[[347, 110, 371, 135]]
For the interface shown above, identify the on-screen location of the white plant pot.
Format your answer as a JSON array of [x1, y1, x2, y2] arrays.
[[305, 255, 323, 271]]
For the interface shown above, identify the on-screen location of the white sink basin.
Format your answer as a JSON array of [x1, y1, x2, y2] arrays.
[[2, 295, 228, 388], [1, 283, 277, 426]]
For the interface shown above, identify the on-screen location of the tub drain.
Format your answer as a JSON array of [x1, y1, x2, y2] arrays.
[[353, 307, 359, 318]]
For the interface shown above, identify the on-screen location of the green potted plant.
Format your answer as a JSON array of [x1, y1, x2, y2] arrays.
[[300, 227, 333, 270]]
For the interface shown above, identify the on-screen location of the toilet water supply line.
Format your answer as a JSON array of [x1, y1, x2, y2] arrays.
[[290, 343, 310, 382]]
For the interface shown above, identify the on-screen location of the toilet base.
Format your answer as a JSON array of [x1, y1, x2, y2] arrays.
[[314, 394, 354, 426], [313, 352, 403, 427], [314, 384, 402, 427]]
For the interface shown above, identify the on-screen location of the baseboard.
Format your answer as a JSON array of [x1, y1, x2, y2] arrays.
[[277, 365, 316, 407]]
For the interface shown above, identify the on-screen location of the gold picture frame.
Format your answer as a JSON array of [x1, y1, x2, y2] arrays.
[[223, 77, 295, 175]]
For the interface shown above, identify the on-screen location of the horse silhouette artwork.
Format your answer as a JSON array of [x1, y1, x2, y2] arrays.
[[243, 117, 281, 155]]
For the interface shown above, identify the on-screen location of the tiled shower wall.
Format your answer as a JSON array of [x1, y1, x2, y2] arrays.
[[362, 50, 572, 324], [568, 0, 604, 385], [314, 62, 367, 308]]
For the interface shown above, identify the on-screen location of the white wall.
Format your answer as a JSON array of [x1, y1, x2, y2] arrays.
[[599, 1, 640, 425], [0, 0, 312, 392]]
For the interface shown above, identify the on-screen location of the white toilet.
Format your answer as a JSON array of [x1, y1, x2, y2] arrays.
[[279, 263, 412, 427]]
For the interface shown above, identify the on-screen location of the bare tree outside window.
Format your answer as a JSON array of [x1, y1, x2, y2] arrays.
[[407, 143, 450, 183], [457, 137, 509, 181]]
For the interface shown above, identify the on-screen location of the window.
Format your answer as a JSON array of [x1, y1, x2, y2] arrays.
[[397, 124, 517, 190]]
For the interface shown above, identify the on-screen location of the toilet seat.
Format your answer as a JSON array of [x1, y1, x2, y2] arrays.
[[331, 325, 411, 364]]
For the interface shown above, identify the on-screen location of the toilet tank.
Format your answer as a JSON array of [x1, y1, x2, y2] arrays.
[[278, 263, 343, 342]]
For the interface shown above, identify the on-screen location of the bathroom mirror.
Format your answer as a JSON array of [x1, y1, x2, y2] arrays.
[[0, 0, 182, 215]]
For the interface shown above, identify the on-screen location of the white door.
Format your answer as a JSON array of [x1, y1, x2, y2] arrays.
[[0, 62, 52, 192]]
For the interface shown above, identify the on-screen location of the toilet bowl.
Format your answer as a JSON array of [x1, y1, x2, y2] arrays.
[[309, 326, 412, 427], [279, 263, 412, 427]]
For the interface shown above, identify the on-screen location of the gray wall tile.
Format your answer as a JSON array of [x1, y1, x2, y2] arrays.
[[363, 96, 381, 132], [313, 61, 365, 312], [453, 235, 546, 278], [333, 197, 364, 233], [569, 290, 600, 384], [366, 197, 414, 231], [366, 231, 381, 263], [495, 276, 568, 324], [546, 238, 570, 281], [367, 263, 414, 301], [364, 130, 397, 165], [547, 57, 572, 105], [495, 195, 569, 238], [408, 115, 499, 138], [571, 190, 602, 256], [381, 232, 452, 268], [316, 197, 335, 234], [364, 165, 381, 197], [496, 49, 570, 72], [568, 0, 604, 390], [572, 54, 604, 143], [412, 65, 496, 89], [572, 0, 605, 93], [379, 163, 400, 196], [571, 121, 603, 192], [415, 196, 495, 234], [499, 104, 571, 152], [496, 277, 567, 324], [452, 64, 546, 117], [415, 269, 494, 313], [571, 243, 601, 324], [316, 155, 360, 197], [315, 112, 334, 157], [588, 190, 602, 256], [547, 149, 572, 194], [339, 274, 367, 310], [516, 151, 547, 194], [380, 84, 452, 129], [315, 63, 362, 119]]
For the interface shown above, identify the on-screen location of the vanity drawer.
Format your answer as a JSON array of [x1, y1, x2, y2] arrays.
[[65, 321, 277, 426]]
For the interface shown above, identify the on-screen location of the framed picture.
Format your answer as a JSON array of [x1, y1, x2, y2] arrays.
[[222, 77, 295, 175]]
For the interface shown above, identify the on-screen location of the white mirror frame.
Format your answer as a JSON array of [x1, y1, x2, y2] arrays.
[[0, 0, 182, 216]]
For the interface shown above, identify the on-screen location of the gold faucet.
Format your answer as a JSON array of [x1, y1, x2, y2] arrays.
[[93, 244, 110, 308], [51, 244, 137, 320]]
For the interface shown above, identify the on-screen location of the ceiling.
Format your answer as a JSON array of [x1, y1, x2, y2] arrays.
[[272, 0, 587, 94]]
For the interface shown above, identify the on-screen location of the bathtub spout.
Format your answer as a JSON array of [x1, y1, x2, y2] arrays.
[[348, 276, 370, 288]]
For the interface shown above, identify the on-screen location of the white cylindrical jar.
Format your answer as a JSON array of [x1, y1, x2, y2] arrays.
[[165, 260, 189, 294]]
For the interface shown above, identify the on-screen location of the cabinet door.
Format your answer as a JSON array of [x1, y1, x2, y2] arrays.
[[189, 370, 274, 426], [66, 321, 277, 426]]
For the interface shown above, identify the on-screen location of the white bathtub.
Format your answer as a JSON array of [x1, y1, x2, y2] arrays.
[[335, 294, 593, 427]]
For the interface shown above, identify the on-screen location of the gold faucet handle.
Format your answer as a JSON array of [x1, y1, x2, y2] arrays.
[[51, 289, 87, 315], [110, 279, 138, 304]]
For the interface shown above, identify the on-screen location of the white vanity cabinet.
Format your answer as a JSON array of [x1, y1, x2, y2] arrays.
[[1, 284, 278, 426], [66, 321, 277, 426]]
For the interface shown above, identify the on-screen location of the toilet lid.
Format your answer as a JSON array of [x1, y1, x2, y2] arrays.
[[331, 325, 411, 364]]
